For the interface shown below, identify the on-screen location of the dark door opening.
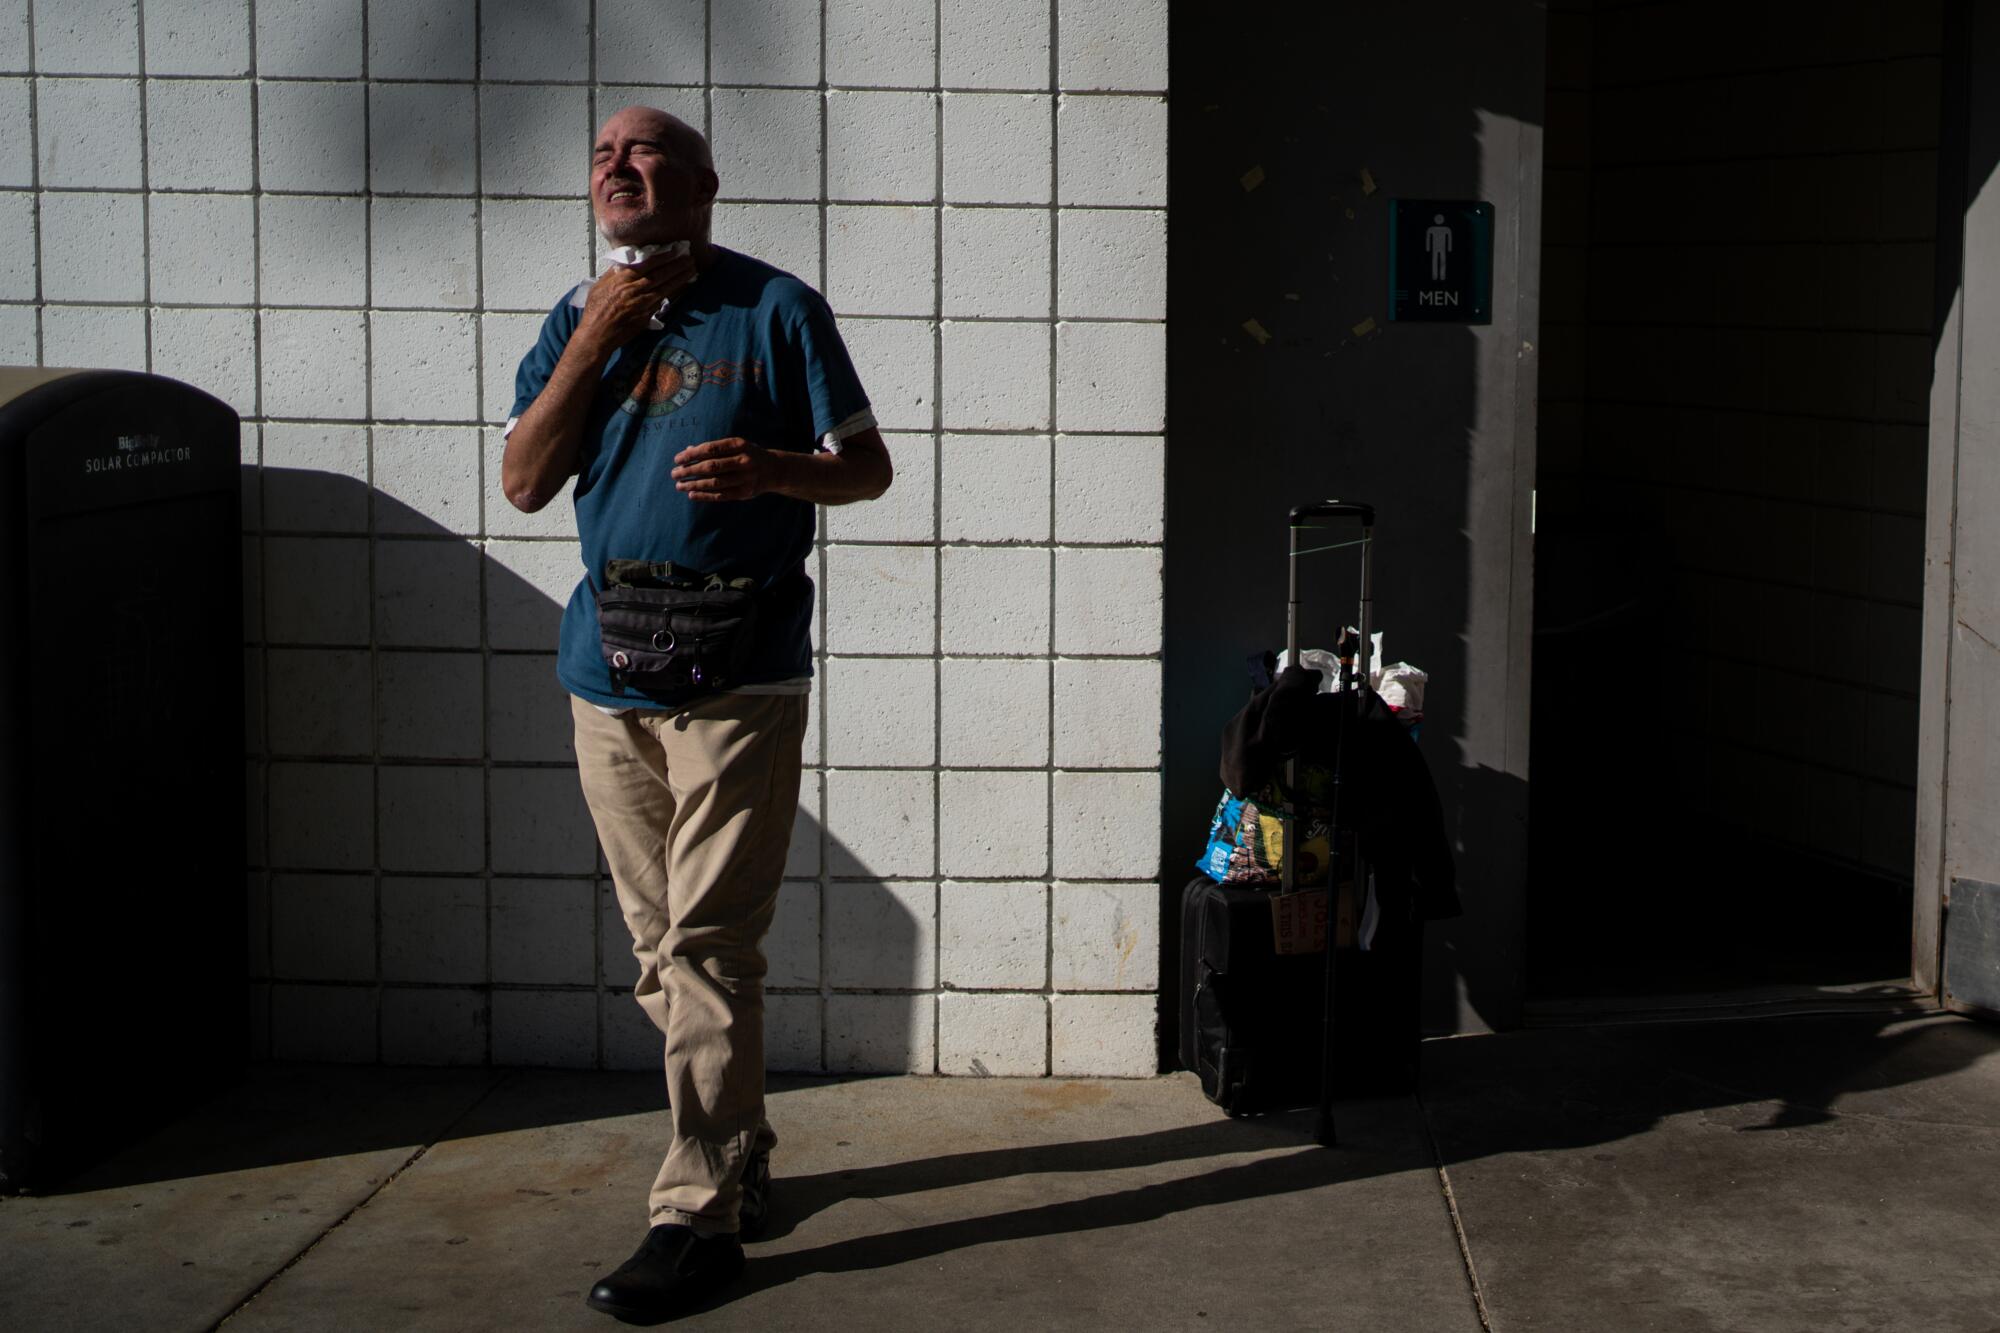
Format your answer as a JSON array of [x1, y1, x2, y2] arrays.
[[1528, 1, 1939, 1008]]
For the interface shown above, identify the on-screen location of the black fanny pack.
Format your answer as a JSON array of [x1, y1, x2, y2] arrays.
[[594, 559, 792, 697]]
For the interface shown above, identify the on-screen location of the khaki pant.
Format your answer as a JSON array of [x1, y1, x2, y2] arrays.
[[570, 691, 807, 1230]]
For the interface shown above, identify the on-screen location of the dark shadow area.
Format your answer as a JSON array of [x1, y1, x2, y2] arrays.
[[1421, 1011, 2000, 1164], [22, 1007, 1999, 1318], [1526, 1, 1958, 1004], [736, 1129, 1387, 1292], [1163, 1, 1549, 1052], [747, 1010, 2000, 1294], [761, 1112, 1312, 1226], [35, 1066, 518, 1197], [41, 1064, 771, 1199]]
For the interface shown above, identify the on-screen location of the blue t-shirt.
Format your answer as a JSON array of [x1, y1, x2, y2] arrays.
[[508, 247, 871, 709]]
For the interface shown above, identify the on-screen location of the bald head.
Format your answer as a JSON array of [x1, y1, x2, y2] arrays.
[[601, 105, 713, 173], [590, 105, 718, 246]]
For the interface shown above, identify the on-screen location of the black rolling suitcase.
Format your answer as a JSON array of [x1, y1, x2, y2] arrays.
[[1179, 877, 1423, 1118], [1179, 502, 1425, 1141]]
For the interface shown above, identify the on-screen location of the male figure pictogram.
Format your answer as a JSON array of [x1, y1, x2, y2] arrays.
[[1426, 213, 1453, 281]]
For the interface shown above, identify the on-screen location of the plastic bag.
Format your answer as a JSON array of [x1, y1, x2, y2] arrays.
[[1196, 785, 1332, 887]]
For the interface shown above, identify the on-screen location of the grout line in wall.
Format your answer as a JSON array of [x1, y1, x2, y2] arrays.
[[266, 856, 596, 876], [824, 311, 1159, 326], [44, 67, 1183, 95], [809, 0, 835, 1075], [257, 975, 1147, 997], [583, 0, 606, 1076], [929, 0, 946, 1077], [246, 0, 273, 1056], [855, 311, 1160, 327], [254, 638, 1164, 661], [247, 866, 1162, 887], [1539, 394, 1938, 438], [12, 297, 1171, 331], [1044, 0, 1060, 1077], [1527, 312, 1935, 337], [12, 294, 1173, 332], [94, 411, 1164, 441], [246, 94, 263, 421], [24, 0, 42, 366], [256, 751, 1168, 774], [829, 309, 1169, 328], [134, 0, 152, 374], [1558, 229, 1945, 252], [472, 0, 502, 1070], [253, 648, 1174, 670], [1149, 6, 1171, 1078], [24, 185, 1175, 219], [358, 0, 386, 1065]]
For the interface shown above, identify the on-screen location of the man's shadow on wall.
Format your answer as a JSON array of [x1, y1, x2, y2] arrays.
[[244, 464, 923, 1076]]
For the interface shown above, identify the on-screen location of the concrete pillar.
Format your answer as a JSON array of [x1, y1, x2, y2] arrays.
[[1919, 0, 2000, 1012]]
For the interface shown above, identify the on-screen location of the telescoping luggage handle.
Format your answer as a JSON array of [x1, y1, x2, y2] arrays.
[[1284, 500, 1375, 1150], [1285, 502, 1375, 677], [1281, 499, 1376, 873]]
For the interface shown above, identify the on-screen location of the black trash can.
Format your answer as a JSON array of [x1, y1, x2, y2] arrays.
[[0, 368, 244, 1192]]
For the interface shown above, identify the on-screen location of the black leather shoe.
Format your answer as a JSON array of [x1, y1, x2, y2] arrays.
[[586, 1224, 744, 1323], [738, 1153, 773, 1242]]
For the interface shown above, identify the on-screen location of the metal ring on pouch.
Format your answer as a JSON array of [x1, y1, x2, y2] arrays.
[[651, 629, 675, 651]]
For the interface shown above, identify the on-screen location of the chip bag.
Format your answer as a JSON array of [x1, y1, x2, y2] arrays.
[[1196, 786, 1332, 887]]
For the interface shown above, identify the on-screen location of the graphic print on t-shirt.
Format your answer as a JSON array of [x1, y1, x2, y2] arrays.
[[608, 345, 769, 419], [614, 344, 704, 418], [704, 358, 764, 388]]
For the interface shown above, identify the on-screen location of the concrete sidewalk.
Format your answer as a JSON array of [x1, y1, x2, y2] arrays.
[[4, 1010, 1997, 1331]]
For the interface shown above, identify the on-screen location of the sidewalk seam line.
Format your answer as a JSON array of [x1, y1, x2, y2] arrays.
[[207, 1072, 516, 1331], [1420, 1095, 1495, 1333]]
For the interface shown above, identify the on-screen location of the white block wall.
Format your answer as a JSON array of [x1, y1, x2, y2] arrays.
[[3, 0, 1167, 1076]]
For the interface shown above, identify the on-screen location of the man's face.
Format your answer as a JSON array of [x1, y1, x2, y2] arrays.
[[590, 109, 714, 246]]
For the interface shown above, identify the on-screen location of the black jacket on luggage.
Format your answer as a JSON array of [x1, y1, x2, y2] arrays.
[[1182, 666, 1458, 1116], [1218, 665, 1460, 923]]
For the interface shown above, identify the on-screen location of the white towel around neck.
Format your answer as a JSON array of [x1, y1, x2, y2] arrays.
[[567, 239, 692, 330]]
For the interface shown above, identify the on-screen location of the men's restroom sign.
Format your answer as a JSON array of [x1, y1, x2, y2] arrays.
[[1389, 199, 1494, 323]]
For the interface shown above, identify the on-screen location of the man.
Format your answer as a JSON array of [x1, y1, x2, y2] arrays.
[[501, 106, 892, 1321]]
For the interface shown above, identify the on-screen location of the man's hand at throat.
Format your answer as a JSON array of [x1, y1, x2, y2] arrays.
[[673, 437, 775, 502], [574, 250, 697, 353]]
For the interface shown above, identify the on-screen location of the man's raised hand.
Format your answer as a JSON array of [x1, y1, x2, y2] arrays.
[[672, 437, 774, 502], [576, 252, 696, 351]]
